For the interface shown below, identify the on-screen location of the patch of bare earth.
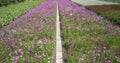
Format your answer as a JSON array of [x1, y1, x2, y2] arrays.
[[86, 5, 120, 12]]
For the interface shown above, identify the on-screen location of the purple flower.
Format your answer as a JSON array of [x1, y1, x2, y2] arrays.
[[115, 32, 119, 36], [42, 52, 46, 58], [34, 42, 39, 47], [14, 56, 19, 63], [0, 32, 5, 37], [28, 49, 32, 53], [78, 58, 84, 62], [19, 49, 25, 55], [14, 50, 18, 55], [106, 19, 111, 24], [107, 60, 111, 63], [37, 55, 42, 59]]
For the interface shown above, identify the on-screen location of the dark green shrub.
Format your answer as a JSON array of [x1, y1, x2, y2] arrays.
[[0, 0, 25, 6], [99, 0, 120, 3]]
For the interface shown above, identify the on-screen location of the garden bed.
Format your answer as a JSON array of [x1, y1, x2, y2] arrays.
[[0, 0, 56, 63], [86, 5, 120, 24], [0, 0, 44, 28], [59, 0, 120, 63]]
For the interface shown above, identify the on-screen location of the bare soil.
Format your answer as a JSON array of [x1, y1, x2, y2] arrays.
[[86, 4, 120, 26], [86, 5, 120, 12]]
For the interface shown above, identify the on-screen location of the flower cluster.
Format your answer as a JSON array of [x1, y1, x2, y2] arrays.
[[0, 0, 56, 63], [59, 0, 120, 63]]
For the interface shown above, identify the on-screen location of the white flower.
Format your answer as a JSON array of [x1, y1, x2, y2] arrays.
[[70, 13, 73, 16], [24, 29, 28, 32], [12, 29, 17, 33], [117, 58, 120, 62], [20, 55, 23, 57], [39, 40, 42, 43], [47, 61, 50, 63], [78, 58, 84, 62]]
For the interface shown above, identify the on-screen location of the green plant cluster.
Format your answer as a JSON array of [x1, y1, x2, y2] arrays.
[[100, 11, 120, 24], [99, 0, 120, 3], [0, 1, 44, 28], [0, 0, 25, 6]]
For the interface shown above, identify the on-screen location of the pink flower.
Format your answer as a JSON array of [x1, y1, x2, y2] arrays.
[[15, 56, 19, 60], [28, 49, 32, 53], [14, 56, 19, 63], [107, 60, 111, 63], [20, 49, 25, 55], [115, 32, 119, 36], [14, 50, 18, 55], [42, 52, 46, 58], [34, 42, 39, 47], [78, 58, 84, 62], [37, 55, 42, 59], [26, 57, 33, 62]]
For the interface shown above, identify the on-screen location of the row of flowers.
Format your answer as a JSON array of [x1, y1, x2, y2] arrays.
[[59, 0, 120, 63], [0, 1, 44, 28], [0, 0, 56, 63], [0, 0, 120, 63]]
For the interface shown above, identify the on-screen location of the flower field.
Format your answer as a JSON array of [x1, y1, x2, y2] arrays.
[[0, 0, 44, 28], [59, 0, 120, 63], [0, 0, 120, 63], [0, 0, 56, 63]]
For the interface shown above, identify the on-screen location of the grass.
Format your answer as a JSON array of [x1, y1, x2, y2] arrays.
[[86, 5, 120, 24], [61, 15, 120, 63], [99, 11, 120, 24], [0, 0, 44, 28]]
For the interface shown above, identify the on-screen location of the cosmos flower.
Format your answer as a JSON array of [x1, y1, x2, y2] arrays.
[[28, 49, 32, 53], [19, 49, 25, 55], [14, 56, 20, 63]]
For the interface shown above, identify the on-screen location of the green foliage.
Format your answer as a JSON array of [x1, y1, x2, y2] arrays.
[[86, 5, 120, 24], [100, 11, 120, 24], [99, 0, 120, 3], [0, 0, 25, 6], [0, 1, 44, 28], [61, 14, 120, 63]]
